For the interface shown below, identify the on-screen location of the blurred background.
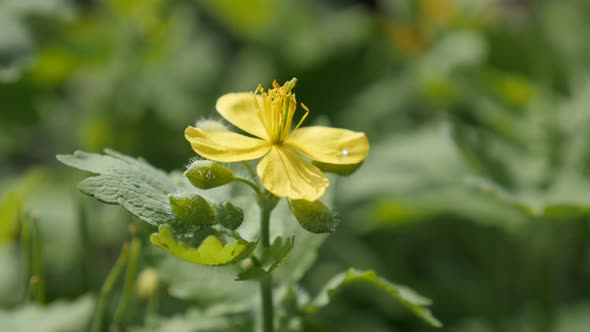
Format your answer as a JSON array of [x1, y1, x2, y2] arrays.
[[3, 0, 590, 331]]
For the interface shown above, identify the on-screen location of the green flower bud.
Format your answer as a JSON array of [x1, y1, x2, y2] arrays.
[[215, 200, 244, 230], [288, 199, 337, 234], [184, 160, 235, 189], [168, 193, 217, 226], [312, 160, 363, 175]]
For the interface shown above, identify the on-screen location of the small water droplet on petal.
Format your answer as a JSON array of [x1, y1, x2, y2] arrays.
[[341, 149, 349, 156]]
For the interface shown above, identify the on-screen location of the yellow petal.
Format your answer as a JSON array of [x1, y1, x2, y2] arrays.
[[216, 93, 269, 140], [185, 126, 271, 162], [257, 146, 329, 201], [285, 126, 369, 165]]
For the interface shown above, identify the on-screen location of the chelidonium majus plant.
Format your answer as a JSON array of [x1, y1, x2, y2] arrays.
[[58, 78, 441, 331]]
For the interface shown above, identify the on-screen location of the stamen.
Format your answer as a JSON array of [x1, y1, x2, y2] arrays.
[[292, 102, 310, 134], [280, 95, 297, 141], [285, 78, 297, 92]]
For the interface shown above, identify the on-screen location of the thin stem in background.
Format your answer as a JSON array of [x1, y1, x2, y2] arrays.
[[30, 214, 45, 305], [91, 243, 130, 332], [112, 227, 142, 330], [19, 211, 32, 302]]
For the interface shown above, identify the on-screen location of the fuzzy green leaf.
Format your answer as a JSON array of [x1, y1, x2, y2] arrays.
[[307, 269, 442, 328], [57, 149, 177, 226]]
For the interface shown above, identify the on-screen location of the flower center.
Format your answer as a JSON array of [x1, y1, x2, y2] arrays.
[[252, 78, 309, 145]]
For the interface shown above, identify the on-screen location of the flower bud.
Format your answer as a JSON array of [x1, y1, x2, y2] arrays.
[[288, 199, 337, 234], [136, 268, 159, 299], [215, 200, 244, 230], [168, 193, 217, 226], [184, 160, 234, 189]]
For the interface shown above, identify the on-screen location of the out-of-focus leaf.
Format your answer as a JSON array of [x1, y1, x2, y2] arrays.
[[0, 169, 46, 244], [57, 149, 176, 226], [0, 294, 94, 332], [155, 254, 257, 304], [454, 81, 590, 217], [0, 245, 22, 306], [129, 304, 252, 332], [0, 192, 22, 244], [0, 0, 73, 82], [306, 269, 442, 328], [0, 19, 33, 82], [340, 124, 468, 201], [199, 0, 278, 39], [279, 5, 373, 69], [150, 224, 256, 266]]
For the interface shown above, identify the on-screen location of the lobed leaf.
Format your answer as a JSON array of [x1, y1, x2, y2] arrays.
[[57, 149, 180, 226], [236, 236, 294, 281], [306, 269, 442, 328], [150, 224, 256, 266]]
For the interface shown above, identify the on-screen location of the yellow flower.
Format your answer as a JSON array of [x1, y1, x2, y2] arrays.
[[185, 78, 369, 201]]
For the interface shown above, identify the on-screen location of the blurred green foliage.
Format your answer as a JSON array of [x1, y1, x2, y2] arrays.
[[3, 0, 590, 331]]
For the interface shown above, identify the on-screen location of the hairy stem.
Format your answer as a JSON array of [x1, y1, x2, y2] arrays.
[[233, 176, 263, 196], [260, 275, 274, 332], [91, 244, 129, 332]]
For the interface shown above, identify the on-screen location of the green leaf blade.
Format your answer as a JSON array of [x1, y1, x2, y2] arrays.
[[57, 149, 177, 226], [307, 269, 442, 328], [150, 224, 257, 266]]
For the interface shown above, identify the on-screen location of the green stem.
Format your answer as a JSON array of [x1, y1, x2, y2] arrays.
[[113, 232, 141, 329], [260, 275, 274, 332], [20, 212, 32, 302], [233, 176, 263, 196], [241, 161, 257, 180], [260, 207, 272, 248], [30, 214, 45, 304], [91, 244, 130, 332], [259, 202, 275, 332]]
